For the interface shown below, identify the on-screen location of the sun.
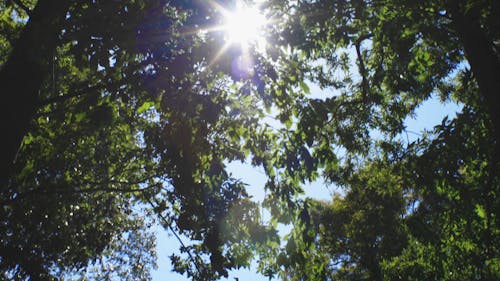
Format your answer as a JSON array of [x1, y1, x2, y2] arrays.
[[222, 1, 267, 49], [204, 1, 269, 72]]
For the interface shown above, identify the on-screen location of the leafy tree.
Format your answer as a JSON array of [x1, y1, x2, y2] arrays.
[[254, 0, 499, 280], [1, 0, 277, 279], [269, 105, 498, 280], [1, 0, 499, 280], [263, 0, 499, 140], [386, 105, 498, 281]]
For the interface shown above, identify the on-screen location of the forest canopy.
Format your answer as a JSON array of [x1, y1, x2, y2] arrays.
[[0, 0, 498, 280]]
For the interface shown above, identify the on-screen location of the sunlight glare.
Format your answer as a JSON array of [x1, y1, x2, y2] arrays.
[[223, 2, 267, 49]]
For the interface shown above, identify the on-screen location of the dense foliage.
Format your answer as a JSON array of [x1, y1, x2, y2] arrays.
[[2, 0, 276, 279], [0, 0, 498, 280], [255, 0, 499, 280]]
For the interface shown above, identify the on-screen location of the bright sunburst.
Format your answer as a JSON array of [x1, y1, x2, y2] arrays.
[[222, 1, 267, 49], [204, 1, 269, 76]]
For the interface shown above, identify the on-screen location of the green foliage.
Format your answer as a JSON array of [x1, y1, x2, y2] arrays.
[[266, 105, 498, 281], [2, 0, 279, 279], [1, 0, 498, 280], [253, 0, 498, 280]]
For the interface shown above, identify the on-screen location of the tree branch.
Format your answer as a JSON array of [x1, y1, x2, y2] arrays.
[[1, 179, 158, 205], [146, 197, 205, 277], [11, 0, 32, 16], [52, 185, 155, 194], [37, 85, 102, 107], [354, 34, 372, 103]]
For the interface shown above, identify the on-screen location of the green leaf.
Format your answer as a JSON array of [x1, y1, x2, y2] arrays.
[[137, 101, 154, 114], [299, 81, 310, 94], [475, 204, 486, 220], [75, 112, 86, 122]]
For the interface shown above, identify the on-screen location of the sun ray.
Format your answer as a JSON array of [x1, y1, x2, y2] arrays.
[[201, 0, 269, 72], [223, 2, 266, 48]]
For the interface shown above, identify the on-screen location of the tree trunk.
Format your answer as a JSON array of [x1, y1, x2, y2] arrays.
[[447, 0, 500, 153], [448, 3, 500, 277], [0, 0, 70, 184]]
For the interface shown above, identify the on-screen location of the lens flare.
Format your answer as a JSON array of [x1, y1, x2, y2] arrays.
[[223, 2, 267, 49]]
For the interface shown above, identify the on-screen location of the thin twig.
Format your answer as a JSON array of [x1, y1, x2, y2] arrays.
[[146, 197, 205, 277]]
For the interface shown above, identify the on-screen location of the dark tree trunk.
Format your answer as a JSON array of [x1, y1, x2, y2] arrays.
[[0, 0, 70, 184], [448, 2, 500, 278], [448, 0, 500, 152]]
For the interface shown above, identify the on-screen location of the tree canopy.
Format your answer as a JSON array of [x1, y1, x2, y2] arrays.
[[0, 0, 498, 280]]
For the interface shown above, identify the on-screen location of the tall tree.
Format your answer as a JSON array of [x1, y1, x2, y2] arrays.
[[1, 0, 498, 279], [0, 0, 70, 182], [1, 0, 277, 279], [254, 0, 499, 279]]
